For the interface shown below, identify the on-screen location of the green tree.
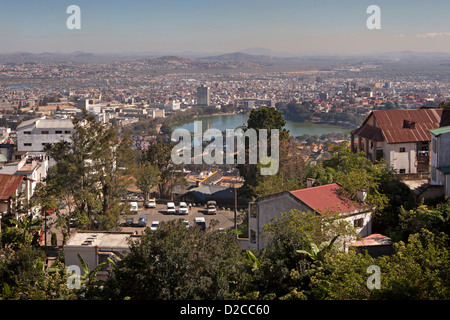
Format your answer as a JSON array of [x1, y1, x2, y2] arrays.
[[0, 245, 76, 300], [143, 139, 185, 198], [44, 110, 134, 231], [103, 220, 251, 300], [135, 162, 160, 202], [247, 210, 356, 299]]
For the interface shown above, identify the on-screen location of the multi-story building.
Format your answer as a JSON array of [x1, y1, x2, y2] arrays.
[[350, 108, 445, 175], [16, 117, 75, 153], [197, 85, 210, 106]]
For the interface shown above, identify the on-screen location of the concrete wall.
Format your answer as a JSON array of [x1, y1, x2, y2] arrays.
[[248, 193, 310, 250], [384, 142, 417, 173]]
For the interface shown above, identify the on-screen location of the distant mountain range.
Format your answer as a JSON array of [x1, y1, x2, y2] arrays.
[[1, 49, 450, 66]]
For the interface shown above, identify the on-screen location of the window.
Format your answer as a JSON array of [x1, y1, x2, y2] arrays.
[[250, 230, 257, 243], [23, 131, 31, 135], [24, 143, 32, 147], [354, 218, 364, 228], [55, 130, 62, 134], [250, 203, 258, 218], [399, 169, 406, 174], [399, 147, 406, 153], [41, 131, 49, 134], [65, 130, 71, 134]]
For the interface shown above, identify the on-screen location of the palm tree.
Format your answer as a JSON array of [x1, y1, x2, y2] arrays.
[[296, 233, 339, 262]]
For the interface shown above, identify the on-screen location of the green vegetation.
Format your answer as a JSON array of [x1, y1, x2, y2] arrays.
[[1, 106, 449, 300]]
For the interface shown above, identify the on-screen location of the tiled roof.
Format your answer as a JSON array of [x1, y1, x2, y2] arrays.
[[289, 183, 363, 216], [0, 173, 24, 200]]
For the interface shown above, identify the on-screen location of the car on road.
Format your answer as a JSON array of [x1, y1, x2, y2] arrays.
[[145, 198, 156, 208], [137, 214, 148, 227], [194, 217, 206, 231], [130, 202, 138, 212], [206, 201, 217, 215], [178, 202, 189, 215], [167, 202, 176, 214], [150, 221, 160, 231]]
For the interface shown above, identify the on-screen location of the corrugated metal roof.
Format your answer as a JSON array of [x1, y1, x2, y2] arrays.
[[16, 118, 41, 129], [364, 109, 443, 144], [351, 124, 384, 141], [290, 183, 363, 215], [0, 173, 24, 200], [429, 125, 450, 137]]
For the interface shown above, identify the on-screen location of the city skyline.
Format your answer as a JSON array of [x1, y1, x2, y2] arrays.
[[1, 0, 450, 55]]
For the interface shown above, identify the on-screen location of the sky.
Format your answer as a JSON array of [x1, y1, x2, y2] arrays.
[[1, 0, 450, 55]]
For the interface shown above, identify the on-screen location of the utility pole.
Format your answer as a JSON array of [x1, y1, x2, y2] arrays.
[[233, 173, 238, 234]]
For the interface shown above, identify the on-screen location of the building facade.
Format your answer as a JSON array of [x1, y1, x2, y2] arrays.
[[16, 117, 75, 153], [351, 108, 444, 175], [429, 126, 450, 197], [247, 183, 373, 251], [197, 85, 210, 106]]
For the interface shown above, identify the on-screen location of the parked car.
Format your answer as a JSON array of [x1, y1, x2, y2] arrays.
[[145, 198, 156, 208], [206, 201, 217, 215], [167, 202, 176, 214], [130, 202, 138, 212], [178, 202, 189, 215], [137, 214, 147, 227], [125, 216, 134, 226], [194, 217, 206, 231], [150, 221, 160, 231]]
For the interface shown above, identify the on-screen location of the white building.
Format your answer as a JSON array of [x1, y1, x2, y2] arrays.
[[351, 108, 444, 175], [429, 125, 450, 197], [64, 231, 140, 280], [16, 117, 75, 153], [247, 183, 373, 251]]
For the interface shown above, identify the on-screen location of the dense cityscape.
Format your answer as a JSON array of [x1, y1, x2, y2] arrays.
[[1, 1, 450, 315]]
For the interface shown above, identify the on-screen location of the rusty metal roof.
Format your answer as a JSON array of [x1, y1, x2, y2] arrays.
[[351, 124, 384, 141], [363, 109, 443, 144], [0, 174, 24, 200]]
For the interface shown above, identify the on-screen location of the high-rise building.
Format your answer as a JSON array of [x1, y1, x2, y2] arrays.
[[197, 85, 210, 106]]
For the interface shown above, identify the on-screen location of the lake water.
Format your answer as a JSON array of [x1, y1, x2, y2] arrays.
[[174, 114, 351, 137]]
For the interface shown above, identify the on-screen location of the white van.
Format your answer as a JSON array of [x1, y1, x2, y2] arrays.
[[178, 202, 189, 215], [130, 202, 138, 212], [167, 202, 176, 214]]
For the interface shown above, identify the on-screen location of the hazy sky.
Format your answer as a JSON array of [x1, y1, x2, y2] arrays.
[[1, 0, 450, 55]]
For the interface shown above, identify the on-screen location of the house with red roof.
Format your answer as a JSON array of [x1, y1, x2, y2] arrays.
[[0, 173, 33, 232], [247, 183, 373, 250], [350, 108, 450, 175]]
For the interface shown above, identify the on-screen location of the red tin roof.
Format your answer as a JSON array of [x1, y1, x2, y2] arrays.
[[290, 183, 363, 216]]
